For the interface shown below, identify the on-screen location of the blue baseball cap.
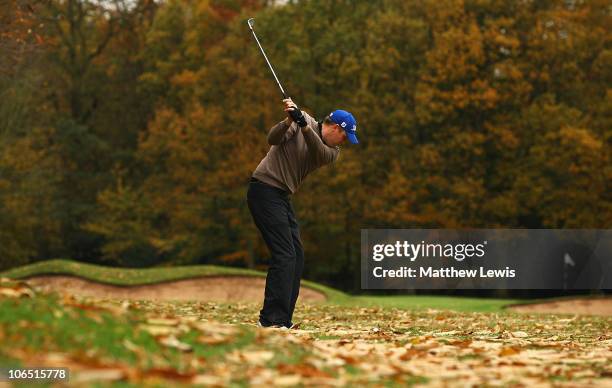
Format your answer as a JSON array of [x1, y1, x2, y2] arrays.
[[330, 109, 358, 144]]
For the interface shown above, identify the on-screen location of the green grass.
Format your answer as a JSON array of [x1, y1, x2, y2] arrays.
[[0, 294, 155, 368], [0, 292, 256, 386], [2, 260, 610, 387], [1, 259, 519, 312]]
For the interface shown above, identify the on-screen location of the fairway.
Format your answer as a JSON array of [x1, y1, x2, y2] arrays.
[[4, 259, 610, 315], [1, 279, 611, 386], [1, 262, 611, 386], [2, 259, 517, 312]]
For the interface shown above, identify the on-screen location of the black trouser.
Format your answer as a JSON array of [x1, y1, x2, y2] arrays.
[[246, 177, 304, 328]]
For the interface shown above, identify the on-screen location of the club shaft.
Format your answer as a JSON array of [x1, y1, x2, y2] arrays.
[[248, 25, 287, 99]]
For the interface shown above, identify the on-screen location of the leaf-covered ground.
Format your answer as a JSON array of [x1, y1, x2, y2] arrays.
[[1, 279, 611, 387]]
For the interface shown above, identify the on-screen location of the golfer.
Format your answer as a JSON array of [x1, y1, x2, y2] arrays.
[[247, 98, 358, 328]]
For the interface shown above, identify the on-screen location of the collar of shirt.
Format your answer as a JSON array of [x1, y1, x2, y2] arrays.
[[317, 121, 330, 147]]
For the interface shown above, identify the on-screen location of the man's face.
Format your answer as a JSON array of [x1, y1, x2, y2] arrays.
[[322, 123, 347, 147]]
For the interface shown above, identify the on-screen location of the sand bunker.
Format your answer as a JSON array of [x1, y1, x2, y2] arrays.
[[23, 275, 326, 303], [508, 298, 612, 316]]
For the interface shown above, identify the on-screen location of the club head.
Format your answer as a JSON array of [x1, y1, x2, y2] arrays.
[[247, 18, 255, 30]]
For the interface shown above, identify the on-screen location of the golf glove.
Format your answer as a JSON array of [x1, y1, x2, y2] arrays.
[[288, 107, 308, 128]]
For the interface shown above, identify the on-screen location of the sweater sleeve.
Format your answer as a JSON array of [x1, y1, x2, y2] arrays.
[[267, 118, 298, 145], [301, 112, 340, 165]]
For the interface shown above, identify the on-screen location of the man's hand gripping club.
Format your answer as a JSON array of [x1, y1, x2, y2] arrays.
[[283, 98, 307, 128]]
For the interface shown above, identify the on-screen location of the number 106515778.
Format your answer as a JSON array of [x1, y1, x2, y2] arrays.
[[1, 367, 69, 381]]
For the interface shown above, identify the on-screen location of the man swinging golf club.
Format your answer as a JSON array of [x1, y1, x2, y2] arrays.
[[247, 100, 358, 329], [246, 17, 359, 328]]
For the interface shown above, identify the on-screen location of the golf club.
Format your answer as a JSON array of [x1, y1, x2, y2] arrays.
[[247, 17, 288, 99]]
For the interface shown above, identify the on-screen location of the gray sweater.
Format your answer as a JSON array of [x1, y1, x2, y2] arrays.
[[252, 111, 340, 194]]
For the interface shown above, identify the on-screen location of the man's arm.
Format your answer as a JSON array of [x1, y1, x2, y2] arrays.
[[267, 117, 297, 145], [301, 113, 339, 165]]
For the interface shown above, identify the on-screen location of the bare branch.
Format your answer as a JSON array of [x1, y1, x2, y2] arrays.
[[86, 16, 116, 63]]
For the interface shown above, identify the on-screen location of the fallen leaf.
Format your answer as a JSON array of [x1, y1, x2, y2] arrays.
[[192, 374, 224, 385], [159, 335, 192, 352], [499, 346, 521, 356], [197, 334, 231, 345], [231, 350, 274, 365], [147, 317, 179, 326], [71, 368, 126, 383], [273, 374, 302, 386], [139, 324, 178, 336]]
